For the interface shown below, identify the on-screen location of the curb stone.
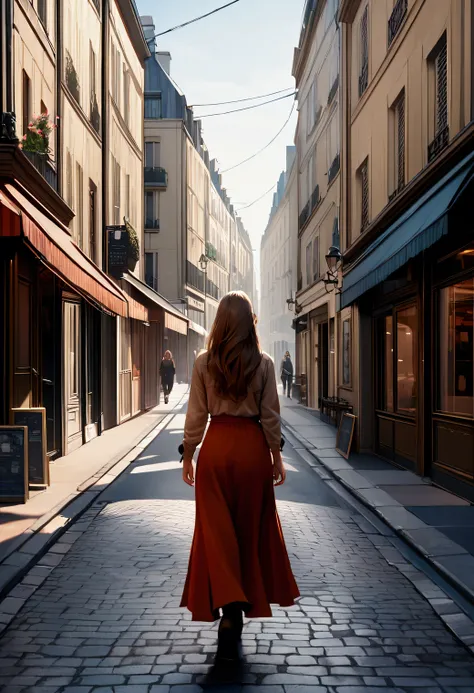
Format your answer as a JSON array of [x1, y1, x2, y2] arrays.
[[280, 419, 474, 656]]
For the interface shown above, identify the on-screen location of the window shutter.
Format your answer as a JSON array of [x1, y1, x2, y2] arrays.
[[435, 39, 448, 133], [396, 91, 405, 190], [360, 159, 369, 230]]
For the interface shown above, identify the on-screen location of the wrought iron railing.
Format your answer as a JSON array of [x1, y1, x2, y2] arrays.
[[144, 166, 168, 187], [90, 93, 100, 134], [428, 125, 449, 163], [311, 184, 320, 210], [298, 200, 311, 231], [327, 75, 339, 106], [388, 0, 408, 46], [145, 218, 160, 230], [23, 150, 58, 190], [358, 62, 368, 98], [65, 52, 80, 104], [328, 154, 340, 185]]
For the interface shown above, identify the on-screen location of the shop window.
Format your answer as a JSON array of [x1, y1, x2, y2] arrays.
[[342, 318, 351, 386], [383, 316, 394, 411], [438, 278, 474, 418], [396, 306, 417, 414]]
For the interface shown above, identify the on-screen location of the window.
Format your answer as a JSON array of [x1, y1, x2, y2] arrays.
[[145, 94, 162, 119], [312, 236, 319, 281], [327, 113, 340, 183], [66, 150, 73, 208], [38, 0, 47, 27], [41, 100, 47, 115], [22, 70, 30, 136], [342, 318, 351, 386], [145, 141, 160, 167], [396, 306, 417, 414], [89, 181, 97, 263], [112, 157, 121, 224], [90, 44, 97, 100], [382, 315, 394, 411], [438, 278, 474, 418], [125, 173, 130, 219], [358, 158, 369, 230], [359, 5, 369, 97], [306, 242, 312, 286], [144, 191, 160, 229], [123, 66, 130, 127], [389, 89, 405, 198], [145, 252, 158, 291], [324, 0, 338, 31], [76, 163, 84, 248], [111, 45, 121, 105], [306, 79, 320, 135], [428, 33, 448, 161], [328, 35, 340, 103]]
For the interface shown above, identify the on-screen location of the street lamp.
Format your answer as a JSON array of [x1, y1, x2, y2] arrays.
[[323, 245, 342, 294], [199, 253, 209, 330]]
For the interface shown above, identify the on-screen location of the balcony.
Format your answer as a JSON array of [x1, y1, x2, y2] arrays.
[[186, 260, 205, 293], [205, 241, 217, 261], [90, 93, 100, 135], [328, 154, 340, 185], [311, 184, 320, 210], [358, 62, 368, 98], [298, 200, 310, 231], [144, 166, 167, 188], [206, 278, 219, 301], [428, 126, 449, 163], [388, 0, 408, 46], [65, 52, 80, 105], [145, 218, 160, 230], [327, 75, 339, 106], [23, 151, 58, 191]]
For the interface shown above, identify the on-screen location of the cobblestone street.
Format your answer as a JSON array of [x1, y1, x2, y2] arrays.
[[1, 407, 474, 692]]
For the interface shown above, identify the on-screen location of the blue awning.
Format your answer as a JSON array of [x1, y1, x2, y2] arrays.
[[340, 151, 474, 309]]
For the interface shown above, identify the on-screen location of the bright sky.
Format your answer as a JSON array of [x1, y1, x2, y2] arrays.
[[136, 0, 303, 278]]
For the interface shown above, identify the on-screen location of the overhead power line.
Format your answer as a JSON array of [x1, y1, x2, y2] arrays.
[[221, 99, 296, 173], [148, 0, 241, 40], [191, 87, 295, 108], [236, 183, 276, 211], [195, 91, 296, 118]]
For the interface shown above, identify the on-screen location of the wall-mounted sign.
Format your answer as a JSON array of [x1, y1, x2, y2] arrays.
[[107, 225, 128, 277], [187, 295, 205, 312], [0, 426, 29, 503], [12, 408, 49, 486], [336, 413, 356, 459]]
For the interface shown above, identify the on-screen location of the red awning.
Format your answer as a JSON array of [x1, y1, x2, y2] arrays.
[[3, 182, 128, 317], [0, 190, 21, 237]]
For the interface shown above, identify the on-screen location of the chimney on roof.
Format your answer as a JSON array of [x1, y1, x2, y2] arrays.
[[156, 51, 171, 75]]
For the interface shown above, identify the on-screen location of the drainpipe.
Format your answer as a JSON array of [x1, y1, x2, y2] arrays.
[[1, 0, 13, 115], [101, 0, 109, 273], [56, 0, 62, 192]]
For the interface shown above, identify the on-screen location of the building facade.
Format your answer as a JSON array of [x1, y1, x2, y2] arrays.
[[292, 0, 341, 408], [260, 146, 298, 367], [338, 0, 474, 500]]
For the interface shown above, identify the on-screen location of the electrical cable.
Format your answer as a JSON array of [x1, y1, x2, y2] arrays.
[[235, 183, 276, 211], [221, 98, 296, 173], [190, 87, 295, 108], [148, 0, 241, 40], [195, 91, 296, 118]]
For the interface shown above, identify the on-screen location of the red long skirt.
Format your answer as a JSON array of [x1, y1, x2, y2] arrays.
[[180, 415, 300, 622]]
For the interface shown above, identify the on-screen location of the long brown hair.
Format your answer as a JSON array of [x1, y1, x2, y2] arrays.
[[207, 291, 262, 401]]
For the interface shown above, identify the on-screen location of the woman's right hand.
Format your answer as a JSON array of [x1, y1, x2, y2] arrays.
[[182, 458, 195, 486], [272, 450, 286, 486]]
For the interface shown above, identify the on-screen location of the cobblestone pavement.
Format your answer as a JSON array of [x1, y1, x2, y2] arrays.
[[1, 422, 474, 692]]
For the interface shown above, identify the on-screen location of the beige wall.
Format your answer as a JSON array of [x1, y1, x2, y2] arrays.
[[144, 119, 184, 302], [345, 0, 472, 247], [107, 0, 145, 277]]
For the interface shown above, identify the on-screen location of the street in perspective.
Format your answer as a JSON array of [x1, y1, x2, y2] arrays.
[[2, 0, 474, 691]]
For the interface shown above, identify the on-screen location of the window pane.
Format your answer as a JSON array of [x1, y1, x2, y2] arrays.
[[342, 319, 351, 385], [145, 142, 153, 167], [306, 243, 312, 286], [145, 97, 161, 119], [397, 305, 417, 414], [439, 279, 474, 418], [383, 316, 394, 412]]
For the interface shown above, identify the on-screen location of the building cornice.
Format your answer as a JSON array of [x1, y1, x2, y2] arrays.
[[115, 0, 150, 64], [338, 0, 362, 24], [292, 0, 325, 85]]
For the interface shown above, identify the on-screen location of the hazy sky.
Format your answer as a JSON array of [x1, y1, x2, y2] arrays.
[[136, 0, 303, 267]]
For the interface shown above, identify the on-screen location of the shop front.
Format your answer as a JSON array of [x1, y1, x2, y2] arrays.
[[341, 151, 474, 500]]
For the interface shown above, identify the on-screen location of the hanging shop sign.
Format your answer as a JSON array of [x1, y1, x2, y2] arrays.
[[336, 413, 356, 459], [0, 426, 29, 503], [107, 225, 128, 277], [11, 408, 49, 486]]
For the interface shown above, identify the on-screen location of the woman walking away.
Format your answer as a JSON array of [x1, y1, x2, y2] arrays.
[[281, 351, 294, 398], [159, 350, 175, 404], [180, 291, 299, 669]]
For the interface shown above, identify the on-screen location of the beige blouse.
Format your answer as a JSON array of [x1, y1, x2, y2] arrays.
[[183, 352, 281, 457]]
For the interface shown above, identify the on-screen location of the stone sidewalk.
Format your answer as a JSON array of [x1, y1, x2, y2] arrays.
[[279, 396, 474, 608], [0, 384, 189, 599]]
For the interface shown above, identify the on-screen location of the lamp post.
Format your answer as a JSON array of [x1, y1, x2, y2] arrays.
[[199, 253, 209, 331], [323, 245, 342, 293]]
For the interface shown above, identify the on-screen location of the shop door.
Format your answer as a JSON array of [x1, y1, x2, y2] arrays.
[[40, 270, 61, 457], [310, 318, 319, 409], [63, 300, 82, 453], [84, 305, 100, 442], [318, 321, 329, 407]]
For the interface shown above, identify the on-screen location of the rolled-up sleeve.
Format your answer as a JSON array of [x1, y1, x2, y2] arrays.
[[260, 358, 281, 452], [183, 358, 209, 457]]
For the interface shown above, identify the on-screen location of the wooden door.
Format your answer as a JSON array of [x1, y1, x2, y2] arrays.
[[63, 300, 82, 453]]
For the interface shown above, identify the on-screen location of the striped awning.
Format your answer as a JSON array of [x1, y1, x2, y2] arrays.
[[2, 182, 128, 317]]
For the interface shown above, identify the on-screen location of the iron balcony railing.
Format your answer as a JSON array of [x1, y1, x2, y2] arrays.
[[311, 184, 320, 210], [144, 166, 168, 187], [65, 51, 80, 104], [327, 75, 339, 106], [388, 0, 408, 46], [298, 200, 310, 231], [90, 93, 100, 134], [358, 62, 368, 98], [23, 151, 58, 191], [145, 218, 160, 230], [328, 154, 340, 185], [428, 126, 449, 162]]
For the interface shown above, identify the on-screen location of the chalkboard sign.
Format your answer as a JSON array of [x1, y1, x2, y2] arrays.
[[0, 426, 29, 503], [336, 413, 356, 459], [107, 225, 128, 277], [12, 408, 48, 486]]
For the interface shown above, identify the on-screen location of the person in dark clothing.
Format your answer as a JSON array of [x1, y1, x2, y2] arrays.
[[280, 352, 294, 399], [160, 350, 176, 404]]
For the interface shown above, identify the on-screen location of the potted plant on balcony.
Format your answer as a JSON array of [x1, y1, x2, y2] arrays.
[[125, 218, 140, 272], [19, 113, 56, 173]]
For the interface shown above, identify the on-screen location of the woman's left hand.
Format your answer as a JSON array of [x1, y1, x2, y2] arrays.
[[182, 458, 195, 486]]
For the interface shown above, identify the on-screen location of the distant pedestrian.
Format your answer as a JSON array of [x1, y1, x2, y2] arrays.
[[280, 351, 294, 398], [160, 350, 175, 404], [180, 291, 299, 670]]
